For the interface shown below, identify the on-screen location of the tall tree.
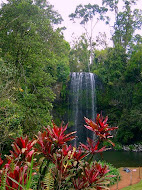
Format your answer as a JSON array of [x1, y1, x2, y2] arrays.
[[103, 0, 142, 50], [102, 0, 119, 18], [69, 34, 90, 72], [69, 3, 109, 71], [0, 0, 70, 141]]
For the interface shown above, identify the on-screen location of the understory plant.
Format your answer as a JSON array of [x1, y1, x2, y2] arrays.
[[0, 137, 36, 189], [0, 113, 118, 189]]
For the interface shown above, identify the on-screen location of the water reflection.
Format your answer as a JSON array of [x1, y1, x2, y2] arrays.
[[96, 151, 142, 168]]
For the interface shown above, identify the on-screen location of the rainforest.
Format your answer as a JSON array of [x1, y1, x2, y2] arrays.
[[0, 0, 142, 188], [1, 0, 142, 152]]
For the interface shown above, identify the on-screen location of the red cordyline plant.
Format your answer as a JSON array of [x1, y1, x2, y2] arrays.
[[0, 113, 118, 190], [50, 145, 88, 190], [50, 144, 87, 189], [51, 148, 73, 189], [36, 121, 76, 158], [72, 162, 111, 190], [0, 154, 3, 167], [35, 114, 118, 190], [0, 137, 36, 190], [0, 154, 23, 189], [52, 144, 86, 176], [80, 137, 107, 154], [0, 155, 35, 190], [46, 121, 76, 146], [1, 137, 37, 189], [36, 121, 76, 189], [72, 177, 88, 190], [1, 165, 28, 190], [84, 113, 118, 145], [7, 136, 36, 166]]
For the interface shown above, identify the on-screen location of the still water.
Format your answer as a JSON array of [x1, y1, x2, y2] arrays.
[[96, 151, 142, 168]]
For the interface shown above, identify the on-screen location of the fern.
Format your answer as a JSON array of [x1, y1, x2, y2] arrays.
[[43, 169, 54, 190]]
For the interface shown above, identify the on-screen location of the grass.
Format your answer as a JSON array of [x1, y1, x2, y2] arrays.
[[121, 180, 142, 190]]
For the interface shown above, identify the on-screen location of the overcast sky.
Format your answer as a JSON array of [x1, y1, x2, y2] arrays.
[[49, 0, 107, 44], [48, 0, 142, 47], [0, 0, 142, 47]]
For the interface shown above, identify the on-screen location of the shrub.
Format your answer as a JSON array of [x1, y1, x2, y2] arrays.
[[0, 113, 118, 189], [99, 161, 120, 185]]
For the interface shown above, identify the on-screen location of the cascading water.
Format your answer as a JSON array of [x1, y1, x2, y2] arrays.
[[68, 72, 96, 145]]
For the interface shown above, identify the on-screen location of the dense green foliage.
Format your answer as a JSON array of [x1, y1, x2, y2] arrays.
[[0, 0, 70, 152], [69, 35, 90, 72], [69, 3, 109, 70], [1, 0, 142, 153], [69, 39, 142, 145], [0, 114, 118, 189], [69, 0, 142, 145], [93, 39, 142, 145]]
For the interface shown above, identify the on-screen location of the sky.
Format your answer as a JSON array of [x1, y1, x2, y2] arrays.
[[0, 0, 142, 47], [48, 0, 142, 47], [49, 0, 107, 42], [49, 0, 112, 46]]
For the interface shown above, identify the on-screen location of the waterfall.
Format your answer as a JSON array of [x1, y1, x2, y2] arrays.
[[68, 72, 96, 145]]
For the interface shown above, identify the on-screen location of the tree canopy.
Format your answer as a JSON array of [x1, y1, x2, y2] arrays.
[[1, 0, 142, 152], [0, 0, 70, 152]]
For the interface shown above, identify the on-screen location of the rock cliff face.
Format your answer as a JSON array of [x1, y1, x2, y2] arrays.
[[52, 81, 68, 125]]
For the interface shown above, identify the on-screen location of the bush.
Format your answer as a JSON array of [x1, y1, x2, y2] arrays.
[[99, 161, 120, 185], [0, 113, 118, 189]]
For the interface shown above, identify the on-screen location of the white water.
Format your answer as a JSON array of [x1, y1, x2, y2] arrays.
[[69, 72, 96, 145]]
